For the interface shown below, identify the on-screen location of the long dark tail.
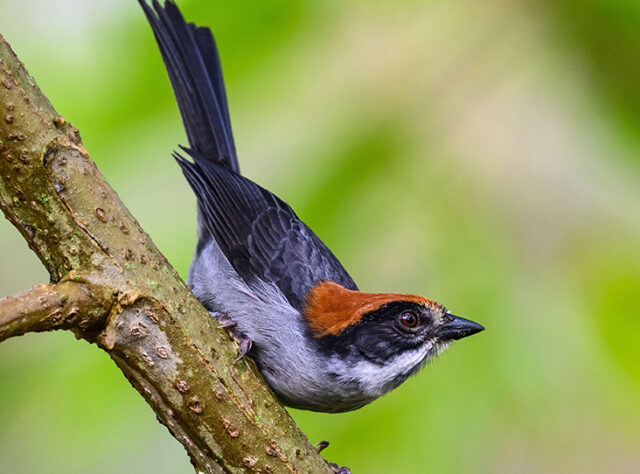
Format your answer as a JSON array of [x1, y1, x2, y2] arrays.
[[139, 0, 239, 173]]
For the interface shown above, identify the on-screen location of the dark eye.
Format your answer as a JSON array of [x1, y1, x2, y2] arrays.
[[399, 311, 418, 328]]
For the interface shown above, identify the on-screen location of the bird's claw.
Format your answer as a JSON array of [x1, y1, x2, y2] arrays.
[[327, 462, 351, 474], [315, 440, 330, 453], [213, 311, 236, 328], [210, 311, 252, 362], [234, 334, 252, 362], [217, 320, 237, 329], [317, 441, 349, 473]]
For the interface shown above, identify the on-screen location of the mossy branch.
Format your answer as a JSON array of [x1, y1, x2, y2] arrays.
[[0, 32, 331, 474]]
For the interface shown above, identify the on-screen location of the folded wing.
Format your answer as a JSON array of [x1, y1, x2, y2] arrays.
[[177, 152, 358, 311]]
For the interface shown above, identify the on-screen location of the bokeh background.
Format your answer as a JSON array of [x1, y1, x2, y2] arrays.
[[1, 0, 639, 472]]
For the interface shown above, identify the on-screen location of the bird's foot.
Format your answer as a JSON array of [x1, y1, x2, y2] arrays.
[[314, 441, 350, 473], [233, 334, 252, 362], [213, 311, 236, 329], [315, 440, 330, 453], [327, 462, 351, 474], [210, 311, 253, 362]]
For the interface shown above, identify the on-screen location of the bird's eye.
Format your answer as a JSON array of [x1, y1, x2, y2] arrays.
[[399, 311, 418, 328]]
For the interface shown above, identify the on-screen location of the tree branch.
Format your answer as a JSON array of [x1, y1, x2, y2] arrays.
[[0, 281, 112, 342], [0, 31, 331, 474]]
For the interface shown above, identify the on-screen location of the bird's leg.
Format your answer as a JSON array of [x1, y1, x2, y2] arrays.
[[210, 311, 252, 362]]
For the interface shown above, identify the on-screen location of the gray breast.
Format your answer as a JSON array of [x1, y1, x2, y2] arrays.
[[187, 239, 390, 413]]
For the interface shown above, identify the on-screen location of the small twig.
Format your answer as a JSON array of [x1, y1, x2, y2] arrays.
[[0, 281, 112, 342]]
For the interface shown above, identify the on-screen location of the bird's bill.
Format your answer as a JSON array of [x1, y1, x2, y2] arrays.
[[436, 315, 484, 341]]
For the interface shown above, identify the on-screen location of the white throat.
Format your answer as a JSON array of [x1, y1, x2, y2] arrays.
[[350, 340, 452, 399]]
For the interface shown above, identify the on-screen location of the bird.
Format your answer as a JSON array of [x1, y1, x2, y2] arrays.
[[139, 0, 484, 414]]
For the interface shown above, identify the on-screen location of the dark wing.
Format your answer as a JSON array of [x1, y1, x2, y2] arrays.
[[176, 151, 358, 311], [139, 1, 355, 307], [139, 0, 239, 173]]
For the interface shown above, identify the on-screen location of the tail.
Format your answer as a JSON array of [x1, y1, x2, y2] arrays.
[[139, 0, 239, 173]]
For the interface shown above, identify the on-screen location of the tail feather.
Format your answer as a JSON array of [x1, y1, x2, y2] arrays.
[[139, 0, 239, 173]]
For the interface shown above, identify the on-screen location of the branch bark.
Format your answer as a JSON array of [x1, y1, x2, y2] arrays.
[[0, 281, 112, 341], [0, 32, 331, 474]]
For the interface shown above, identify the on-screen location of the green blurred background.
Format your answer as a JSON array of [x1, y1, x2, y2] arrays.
[[1, 0, 639, 472]]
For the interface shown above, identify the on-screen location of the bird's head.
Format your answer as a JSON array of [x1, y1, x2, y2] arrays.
[[304, 282, 484, 399]]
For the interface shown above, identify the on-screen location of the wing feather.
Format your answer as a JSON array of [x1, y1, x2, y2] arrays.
[[139, 0, 239, 172], [176, 152, 358, 310]]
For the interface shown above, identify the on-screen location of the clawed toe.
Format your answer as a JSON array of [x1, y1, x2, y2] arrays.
[[234, 334, 252, 362], [327, 462, 351, 474], [315, 440, 330, 453], [217, 320, 237, 329], [316, 441, 349, 473], [212, 311, 235, 328], [210, 312, 253, 362]]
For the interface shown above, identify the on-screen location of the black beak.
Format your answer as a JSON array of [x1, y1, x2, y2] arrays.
[[436, 314, 485, 341]]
